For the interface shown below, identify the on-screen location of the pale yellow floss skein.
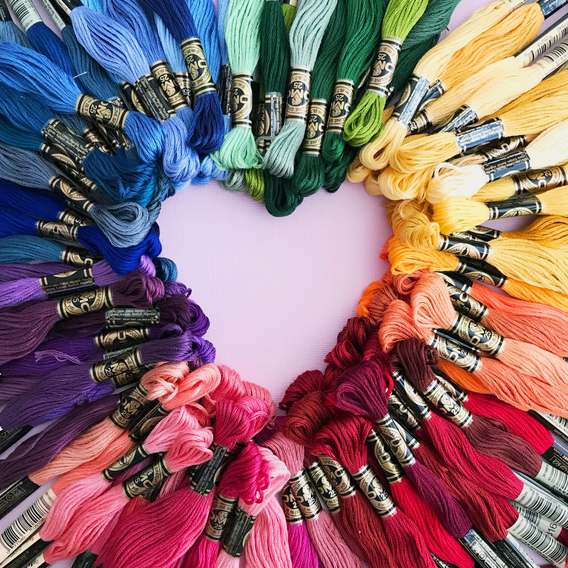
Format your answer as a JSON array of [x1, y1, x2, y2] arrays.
[[358, 0, 532, 171]]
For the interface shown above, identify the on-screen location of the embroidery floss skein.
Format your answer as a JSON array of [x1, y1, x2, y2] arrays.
[[263, 0, 338, 178], [0, 0, 31, 48]]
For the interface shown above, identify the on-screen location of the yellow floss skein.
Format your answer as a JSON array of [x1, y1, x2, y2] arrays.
[[365, 166, 432, 199], [358, 0, 534, 171]]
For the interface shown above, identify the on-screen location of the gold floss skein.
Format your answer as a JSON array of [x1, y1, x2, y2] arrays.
[[357, 0, 535, 171]]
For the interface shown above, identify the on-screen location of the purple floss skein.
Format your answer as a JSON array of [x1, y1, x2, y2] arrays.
[[0, 332, 214, 429], [0, 393, 120, 488], [0, 324, 184, 377], [0, 262, 73, 282], [0, 272, 164, 366]]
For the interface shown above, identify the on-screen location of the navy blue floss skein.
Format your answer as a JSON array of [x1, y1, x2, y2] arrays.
[[136, 0, 224, 154], [0, 146, 152, 247], [0, 0, 31, 47], [0, 206, 161, 274], [71, 6, 199, 185]]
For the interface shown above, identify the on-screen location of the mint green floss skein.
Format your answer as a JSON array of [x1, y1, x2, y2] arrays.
[[263, 0, 338, 179], [212, 0, 264, 170], [292, 0, 347, 198], [343, 0, 429, 147]]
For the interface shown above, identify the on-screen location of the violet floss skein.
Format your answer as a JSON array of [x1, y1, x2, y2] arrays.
[[0, 271, 164, 365], [0, 262, 74, 282]]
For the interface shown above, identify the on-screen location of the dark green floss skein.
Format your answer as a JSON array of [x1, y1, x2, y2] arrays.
[[321, 0, 388, 164], [390, 35, 440, 93], [401, 0, 460, 49], [324, 142, 357, 192], [292, 0, 347, 199]]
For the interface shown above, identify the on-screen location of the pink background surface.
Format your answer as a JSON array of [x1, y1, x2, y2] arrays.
[[1, 0, 564, 566]]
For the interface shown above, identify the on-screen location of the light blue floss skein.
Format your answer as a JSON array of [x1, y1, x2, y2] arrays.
[[0, 142, 152, 248], [212, 0, 264, 171], [263, 0, 337, 178], [0, 0, 31, 48], [0, 41, 165, 173]]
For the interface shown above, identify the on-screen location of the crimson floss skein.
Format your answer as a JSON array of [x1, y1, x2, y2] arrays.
[[0, 271, 163, 365], [214, 446, 289, 568], [313, 414, 435, 568], [96, 396, 272, 568], [181, 442, 271, 568], [264, 431, 363, 568]]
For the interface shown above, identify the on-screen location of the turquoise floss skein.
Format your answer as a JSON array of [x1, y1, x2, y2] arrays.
[[212, 0, 265, 170], [262, 0, 338, 178]]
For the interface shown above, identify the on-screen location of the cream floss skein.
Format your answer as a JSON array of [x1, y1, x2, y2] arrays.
[[409, 6, 567, 133], [211, 0, 264, 170], [262, 0, 338, 178], [428, 116, 568, 202], [358, 0, 534, 171]]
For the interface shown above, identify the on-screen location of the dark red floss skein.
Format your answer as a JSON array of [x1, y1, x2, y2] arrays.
[[335, 359, 472, 538], [336, 317, 375, 353], [313, 414, 435, 568], [397, 339, 547, 477], [280, 370, 327, 412], [281, 391, 332, 447]]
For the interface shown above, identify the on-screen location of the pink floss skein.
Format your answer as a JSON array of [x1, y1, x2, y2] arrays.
[[41, 406, 201, 542], [181, 442, 270, 568], [43, 417, 214, 562], [264, 432, 363, 568], [214, 446, 291, 568], [202, 365, 246, 414], [95, 395, 273, 568]]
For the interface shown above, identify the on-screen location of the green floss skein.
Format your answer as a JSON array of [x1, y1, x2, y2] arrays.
[[212, 0, 264, 170], [222, 169, 248, 192], [245, 168, 265, 200], [292, 0, 347, 198], [321, 0, 388, 164], [282, 0, 297, 34], [324, 143, 358, 192], [401, 0, 459, 49], [263, 0, 338, 179], [344, 0, 429, 147], [391, 35, 439, 94]]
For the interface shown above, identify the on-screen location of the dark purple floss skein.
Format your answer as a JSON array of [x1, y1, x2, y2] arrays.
[[0, 272, 164, 365], [0, 393, 120, 488], [0, 262, 73, 283]]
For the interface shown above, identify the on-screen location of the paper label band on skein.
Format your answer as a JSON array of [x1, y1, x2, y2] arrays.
[[366, 431, 404, 483], [0, 530, 46, 568], [150, 61, 188, 111], [0, 0, 11, 21], [35, 220, 78, 245], [447, 313, 505, 356], [263, 93, 283, 151], [387, 392, 422, 431], [486, 194, 544, 220], [516, 13, 568, 67], [515, 482, 568, 528], [514, 503, 563, 540], [327, 80, 355, 133], [0, 426, 32, 456], [390, 371, 430, 419], [96, 327, 151, 351], [306, 462, 341, 513], [230, 73, 254, 129], [134, 74, 175, 122], [434, 328, 482, 355], [475, 135, 527, 162], [119, 82, 147, 114], [431, 554, 459, 568], [352, 464, 396, 517], [460, 529, 508, 568], [89, 346, 145, 385], [317, 456, 357, 498], [481, 151, 532, 182], [222, 508, 256, 558], [39, 267, 95, 296], [60, 247, 97, 268], [542, 443, 568, 474], [428, 332, 482, 373], [105, 308, 160, 327], [0, 479, 41, 522], [392, 75, 431, 129], [438, 272, 474, 293], [367, 38, 402, 98], [76, 95, 129, 131], [181, 37, 216, 98], [174, 72, 193, 108], [190, 445, 228, 496], [289, 470, 322, 520], [408, 111, 432, 135], [437, 235, 492, 261], [439, 105, 479, 134], [539, 0, 568, 17], [302, 99, 327, 155], [203, 494, 237, 542], [216, 64, 232, 115], [8, 0, 41, 31], [282, 484, 303, 524], [122, 456, 172, 500], [422, 380, 474, 429], [56, 287, 113, 319], [536, 412, 568, 440], [455, 119, 506, 154], [285, 67, 311, 124], [38, 0, 66, 30], [532, 39, 568, 77], [50, 176, 95, 216], [41, 120, 93, 166], [57, 208, 92, 226], [102, 444, 150, 481], [433, 369, 468, 401], [416, 79, 446, 114], [493, 536, 541, 568], [509, 513, 568, 565], [512, 166, 568, 195], [454, 257, 508, 288], [108, 383, 150, 430], [535, 462, 568, 499], [445, 285, 489, 322], [128, 403, 169, 442], [375, 415, 416, 467]]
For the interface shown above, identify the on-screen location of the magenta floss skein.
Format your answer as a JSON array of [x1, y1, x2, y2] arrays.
[[0, 271, 164, 365]]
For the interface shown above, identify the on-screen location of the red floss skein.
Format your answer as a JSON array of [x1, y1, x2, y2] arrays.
[[334, 357, 472, 538], [96, 396, 272, 568], [313, 414, 435, 568], [43, 415, 214, 562], [264, 431, 363, 568], [181, 442, 270, 568], [215, 446, 289, 568], [411, 272, 568, 397], [366, 430, 473, 568], [41, 406, 201, 542], [280, 370, 327, 412], [281, 391, 333, 447]]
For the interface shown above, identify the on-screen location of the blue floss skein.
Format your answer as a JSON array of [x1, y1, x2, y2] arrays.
[[0, 115, 44, 151], [71, 7, 199, 185], [100, 0, 199, 185], [0, 144, 152, 247], [0, 206, 162, 274], [136, 0, 224, 154], [0, 0, 31, 48], [0, 235, 99, 265], [153, 257, 178, 281], [0, 81, 156, 204]]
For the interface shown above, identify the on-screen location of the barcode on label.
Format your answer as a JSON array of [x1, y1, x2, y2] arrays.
[[7, 0, 41, 30], [509, 514, 568, 564], [514, 483, 568, 528], [513, 503, 562, 539], [536, 462, 568, 499], [0, 491, 54, 554], [517, 14, 568, 66], [533, 41, 568, 75], [38, 0, 65, 30]]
